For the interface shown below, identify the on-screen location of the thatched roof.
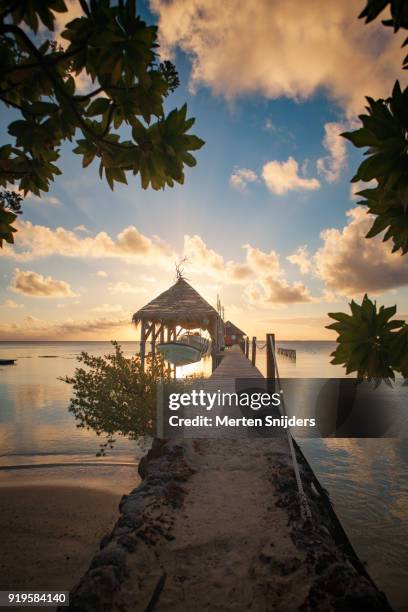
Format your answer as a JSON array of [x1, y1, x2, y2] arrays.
[[132, 278, 221, 332], [225, 320, 246, 337]]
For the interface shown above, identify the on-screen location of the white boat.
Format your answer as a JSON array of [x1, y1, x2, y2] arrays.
[[157, 342, 201, 366], [180, 333, 211, 355]]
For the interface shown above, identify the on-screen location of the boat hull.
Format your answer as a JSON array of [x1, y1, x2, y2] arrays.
[[180, 335, 211, 355], [157, 342, 201, 366]]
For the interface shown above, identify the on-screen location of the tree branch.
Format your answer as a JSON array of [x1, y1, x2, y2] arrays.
[[0, 94, 36, 116]]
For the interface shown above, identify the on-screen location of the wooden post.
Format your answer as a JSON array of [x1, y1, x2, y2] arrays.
[[165, 326, 171, 376], [266, 333, 276, 380], [245, 337, 249, 358], [251, 336, 256, 366], [151, 322, 156, 358], [140, 321, 146, 371], [159, 325, 165, 377]]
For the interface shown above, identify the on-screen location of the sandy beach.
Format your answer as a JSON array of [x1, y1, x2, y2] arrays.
[[0, 462, 140, 607]]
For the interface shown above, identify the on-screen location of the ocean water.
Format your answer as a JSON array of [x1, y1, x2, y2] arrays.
[[0, 340, 407, 610]]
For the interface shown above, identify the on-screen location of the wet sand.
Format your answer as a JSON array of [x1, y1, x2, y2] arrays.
[[0, 461, 140, 606], [0, 485, 126, 593]]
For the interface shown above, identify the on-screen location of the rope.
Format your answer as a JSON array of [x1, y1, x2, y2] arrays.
[[256, 341, 267, 350], [269, 336, 312, 522]]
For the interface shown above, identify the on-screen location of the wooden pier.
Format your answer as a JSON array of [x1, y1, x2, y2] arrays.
[[64, 337, 393, 612], [210, 344, 263, 380], [277, 346, 296, 360]]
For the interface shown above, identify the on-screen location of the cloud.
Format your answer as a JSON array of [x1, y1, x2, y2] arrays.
[[28, 194, 60, 206], [75, 225, 89, 234], [243, 244, 311, 304], [183, 234, 225, 273], [259, 276, 312, 304], [181, 235, 313, 304], [262, 157, 320, 196], [229, 168, 258, 193], [1, 220, 175, 265], [92, 303, 123, 313], [96, 270, 108, 277], [314, 207, 408, 295], [109, 282, 148, 295], [287, 246, 312, 274], [140, 274, 157, 283], [350, 179, 377, 200], [264, 119, 275, 132], [3, 299, 24, 309], [9, 269, 78, 298], [316, 122, 347, 183], [0, 315, 130, 340], [151, 0, 404, 116]]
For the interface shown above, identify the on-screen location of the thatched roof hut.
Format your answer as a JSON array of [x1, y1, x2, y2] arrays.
[[225, 321, 246, 337], [133, 277, 220, 331], [224, 320, 246, 347], [132, 278, 224, 367]]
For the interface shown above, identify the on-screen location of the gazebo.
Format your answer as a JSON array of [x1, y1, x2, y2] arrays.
[[132, 277, 224, 371]]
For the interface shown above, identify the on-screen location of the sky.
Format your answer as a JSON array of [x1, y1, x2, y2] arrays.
[[1, 0, 408, 341]]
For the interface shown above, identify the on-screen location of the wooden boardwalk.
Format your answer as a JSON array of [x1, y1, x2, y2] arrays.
[[181, 344, 277, 438], [210, 344, 264, 380]]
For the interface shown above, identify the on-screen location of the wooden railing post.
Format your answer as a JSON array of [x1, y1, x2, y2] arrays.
[[140, 321, 146, 371], [266, 333, 276, 380], [245, 337, 249, 358], [151, 322, 156, 358], [251, 336, 257, 366]]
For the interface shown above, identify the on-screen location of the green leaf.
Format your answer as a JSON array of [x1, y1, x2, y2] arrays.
[[86, 98, 111, 116]]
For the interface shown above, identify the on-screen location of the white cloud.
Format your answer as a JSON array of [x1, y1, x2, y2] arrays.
[[183, 234, 225, 273], [287, 246, 312, 274], [0, 315, 130, 340], [75, 225, 90, 234], [314, 207, 408, 295], [92, 303, 123, 313], [350, 179, 377, 200], [316, 122, 347, 183], [258, 276, 312, 304], [96, 270, 108, 277], [109, 282, 148, 295], [140, 274, 156, 283], [0, 220, 175, 265], [242, 244, 311, 304], [229, 168, 258, 193], [28, 194, 60, 206], [262, 157, 320, 196], [151, 0, 404, 117], [182, 234, 313, 305], [3, 299, 24, 309], [9, 269, 78, 298]]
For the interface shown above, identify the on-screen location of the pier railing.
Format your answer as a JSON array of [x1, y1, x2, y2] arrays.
[[268, 334, 312, 521]]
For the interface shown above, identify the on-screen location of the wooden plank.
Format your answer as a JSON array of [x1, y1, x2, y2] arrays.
[[210, 345, 263, 380]]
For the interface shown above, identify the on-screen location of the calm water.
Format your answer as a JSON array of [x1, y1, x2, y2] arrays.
[[0, 341, 407, 610]]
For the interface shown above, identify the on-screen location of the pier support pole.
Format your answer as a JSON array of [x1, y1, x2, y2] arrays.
[[251, 336, 257, 366], [245, 337, 249, 358], [151, 323, 156, 358], [140, 321, 146, 371], [266, 333, 276, 382]]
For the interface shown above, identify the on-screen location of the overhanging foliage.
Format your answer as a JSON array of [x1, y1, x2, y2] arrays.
[[0, 0, 204, 198]]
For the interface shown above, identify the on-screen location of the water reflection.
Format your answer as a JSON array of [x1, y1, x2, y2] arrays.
[[0, 342, 139, 461]]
